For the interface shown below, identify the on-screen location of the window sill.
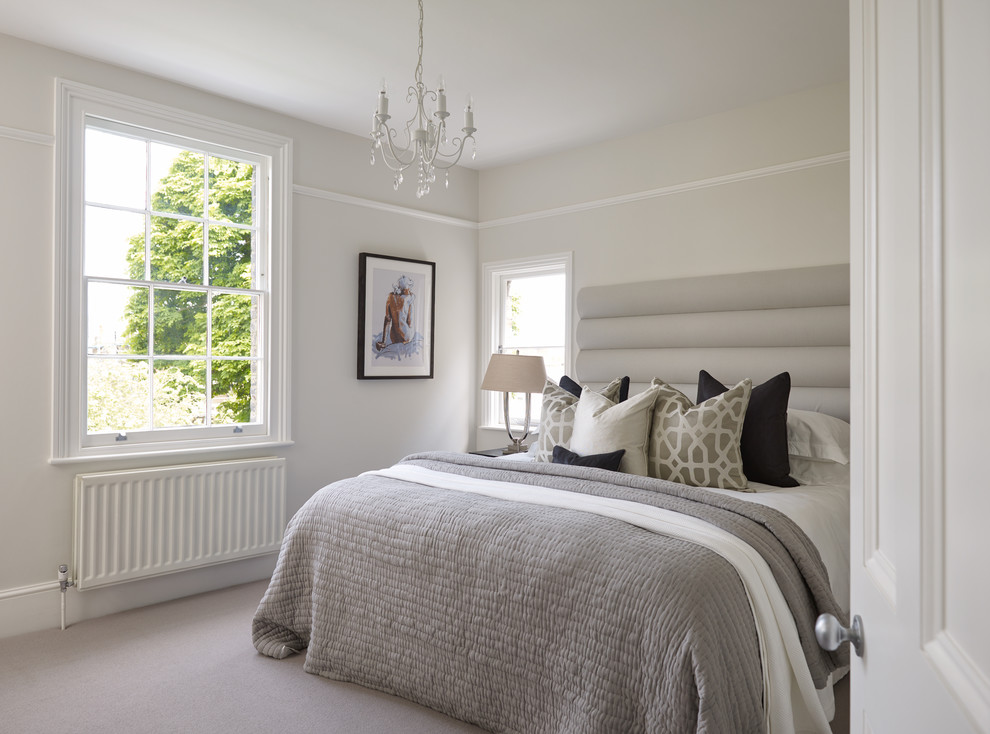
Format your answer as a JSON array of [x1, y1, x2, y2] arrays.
[[49, 439, 295, 466], [478, 425, 540, 434]]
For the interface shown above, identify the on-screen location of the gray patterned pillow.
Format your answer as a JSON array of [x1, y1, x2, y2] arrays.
[[647, 378, 753, 490], [536, 378, 624, 462]]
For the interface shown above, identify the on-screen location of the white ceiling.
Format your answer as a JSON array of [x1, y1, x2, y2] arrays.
[[0, 0, 848, 169]]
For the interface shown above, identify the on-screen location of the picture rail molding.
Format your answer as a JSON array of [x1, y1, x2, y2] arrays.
[[0, 124, 55, 147], [477, 151, 851, 230]]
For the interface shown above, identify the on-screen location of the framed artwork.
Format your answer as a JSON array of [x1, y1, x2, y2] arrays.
[[357, 253, 436, 379]]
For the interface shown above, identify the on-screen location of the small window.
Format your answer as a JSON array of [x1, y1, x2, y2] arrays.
[[54, 82, 291, 460], [500, 273, 567, 379], [481, 254, 571, 429]]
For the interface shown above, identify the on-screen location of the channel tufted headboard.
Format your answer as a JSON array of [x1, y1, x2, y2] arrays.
[[575, 264, 850, 421]]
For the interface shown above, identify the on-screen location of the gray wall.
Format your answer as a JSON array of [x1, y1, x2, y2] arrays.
[[476, 82, 849, 449], [0, 33, 479, 636]]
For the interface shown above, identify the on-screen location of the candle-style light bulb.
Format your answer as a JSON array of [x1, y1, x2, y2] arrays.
[[463, 94, 474, 130], [436, 75, 447, 115], [377, 78, 389, 117]]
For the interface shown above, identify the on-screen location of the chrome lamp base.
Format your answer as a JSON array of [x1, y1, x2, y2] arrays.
[[501, 391, 532, 454]]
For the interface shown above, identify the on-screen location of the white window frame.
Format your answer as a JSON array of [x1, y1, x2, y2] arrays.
[[479, 252, 572, 430], [52, 80, 292, 462]]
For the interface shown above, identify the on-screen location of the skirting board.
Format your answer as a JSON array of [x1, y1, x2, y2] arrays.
[[0, 554, 276, 639]]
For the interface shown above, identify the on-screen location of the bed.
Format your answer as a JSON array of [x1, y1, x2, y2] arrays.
[[253, 264, 852, 734]]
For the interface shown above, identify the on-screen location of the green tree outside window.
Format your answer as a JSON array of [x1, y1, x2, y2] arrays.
[[100, 151, 257, 429]]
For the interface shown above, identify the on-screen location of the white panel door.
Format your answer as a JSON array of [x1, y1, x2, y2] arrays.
[[848, 1, 990, 732]]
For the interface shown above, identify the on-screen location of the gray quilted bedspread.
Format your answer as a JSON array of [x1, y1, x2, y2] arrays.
[[253, 452, 846, 734]]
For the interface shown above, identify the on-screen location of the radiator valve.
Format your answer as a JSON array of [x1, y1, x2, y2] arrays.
[[58, 564, 74, 631], [58, 564, 74, 592]]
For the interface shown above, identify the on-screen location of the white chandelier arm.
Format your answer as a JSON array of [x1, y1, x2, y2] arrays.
[[376, 84, 430, 172], [404, 84, 424, 125], [420, 131, 474, 169], [374, 124, 417, 172]]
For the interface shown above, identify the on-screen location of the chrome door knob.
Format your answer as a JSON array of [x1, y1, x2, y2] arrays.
[[816, 613, 864, 657]]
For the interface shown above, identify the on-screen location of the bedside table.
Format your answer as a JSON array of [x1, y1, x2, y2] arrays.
[[469, 448, 508, 457]]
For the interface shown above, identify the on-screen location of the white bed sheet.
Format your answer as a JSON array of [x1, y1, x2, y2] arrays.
[[704, 481, 850, 615], [666, 477, 851, 724]]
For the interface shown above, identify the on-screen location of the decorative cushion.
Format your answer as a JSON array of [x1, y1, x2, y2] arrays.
[[648, 378, 752, 490], [551, 445, 626, 472], [559, 374, 631, 403], [786, 409, 850, 465], [569, 385, 660, 476], [535, 377, 625, 463], [696, 370, 798, 487]]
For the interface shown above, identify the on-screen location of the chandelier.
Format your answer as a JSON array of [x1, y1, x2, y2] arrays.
[[370, 0, 477, 198]]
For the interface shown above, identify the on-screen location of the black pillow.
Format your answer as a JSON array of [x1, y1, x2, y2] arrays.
[[696, 370, 799, 487], [559, 375, 630, 402], [552, 445, 625, 472]]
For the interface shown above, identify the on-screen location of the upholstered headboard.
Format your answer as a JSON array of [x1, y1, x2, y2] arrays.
[[575, 264, 850, 421]]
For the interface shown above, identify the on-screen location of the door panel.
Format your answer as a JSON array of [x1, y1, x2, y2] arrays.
[[849, 1, 989, 732], [925, 0, 990, 723]]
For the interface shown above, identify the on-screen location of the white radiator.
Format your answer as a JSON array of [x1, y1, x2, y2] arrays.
[[73, 458, 286, 590]]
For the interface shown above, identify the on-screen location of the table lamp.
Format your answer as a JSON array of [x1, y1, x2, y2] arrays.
[[481, 353, 547, 454]]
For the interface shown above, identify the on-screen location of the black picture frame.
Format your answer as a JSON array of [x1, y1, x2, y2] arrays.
[[357, 253, 436, 379]]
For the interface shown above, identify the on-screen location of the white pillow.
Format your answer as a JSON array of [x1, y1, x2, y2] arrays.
[[535, 378, 625, 463], [788, 455, 851, 486], [786, 409, 850, 465], [569, 385, 660, 476]]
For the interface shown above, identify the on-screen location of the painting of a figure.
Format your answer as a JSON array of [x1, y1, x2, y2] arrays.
[[374, 273, 421, 358], [358, 253, 435, 379]]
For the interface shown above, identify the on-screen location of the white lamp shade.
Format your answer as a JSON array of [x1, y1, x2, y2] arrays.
[[481, 354, 547, 394]]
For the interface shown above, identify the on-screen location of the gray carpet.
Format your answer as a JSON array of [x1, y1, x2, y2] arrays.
[[0, 580, 485, 733]]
